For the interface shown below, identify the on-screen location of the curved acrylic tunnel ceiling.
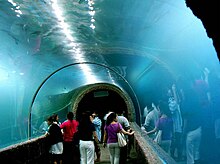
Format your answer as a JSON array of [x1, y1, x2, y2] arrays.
[[0, 0, 219, 148], [30, 63, 139, 136]]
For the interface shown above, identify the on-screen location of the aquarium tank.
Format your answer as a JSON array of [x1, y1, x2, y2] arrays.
[[0, 0, 220, 163]]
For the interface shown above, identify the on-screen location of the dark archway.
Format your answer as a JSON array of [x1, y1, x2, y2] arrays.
[[76, 89, 128, 121], [74, 86, 134, 142], [71, 83, 137, 123]]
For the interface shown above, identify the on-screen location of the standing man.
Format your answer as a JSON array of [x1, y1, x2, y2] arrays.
[[117, 110, 132, 163], [168, 84, 183, 161], [91, 111, 102, 162], [143, 103, 159, 139]]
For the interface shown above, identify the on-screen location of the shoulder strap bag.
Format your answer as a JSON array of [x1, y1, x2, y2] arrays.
[[117, 123, 127, 147]]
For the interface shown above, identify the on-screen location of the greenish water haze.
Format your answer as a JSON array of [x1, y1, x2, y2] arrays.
[[0, 3, 219, 163]]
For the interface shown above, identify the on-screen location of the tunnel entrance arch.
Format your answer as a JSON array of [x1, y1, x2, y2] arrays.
[[28, 62, 140, 139], [71, 83, 136, 122]]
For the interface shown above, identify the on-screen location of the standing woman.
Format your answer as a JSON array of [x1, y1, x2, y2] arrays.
[[46, 115, 63, 164], [60, 112, 79, 164], [103, 112, 134, 164], [78, 111, 99, 164], [52, 113, 61, 125], [146, 101, 173, 153]]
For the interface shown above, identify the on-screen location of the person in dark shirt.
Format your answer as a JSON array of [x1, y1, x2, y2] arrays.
[[182, 82, 203, 164], [78, 111, 99, 164], [46, 115, 63, 164]]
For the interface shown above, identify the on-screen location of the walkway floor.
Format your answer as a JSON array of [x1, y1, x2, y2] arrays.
[[95, 143, 186, 164], [95, 144, 138, 164]]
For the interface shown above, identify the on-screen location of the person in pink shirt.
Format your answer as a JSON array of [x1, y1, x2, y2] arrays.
[[60, 112, 79, 164]]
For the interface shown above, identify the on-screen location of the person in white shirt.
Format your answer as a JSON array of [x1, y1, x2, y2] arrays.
[[143, 103, 159, 139], [117, 110, 132, 164]]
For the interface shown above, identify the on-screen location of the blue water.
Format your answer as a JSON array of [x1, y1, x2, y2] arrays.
[[0, 1, 220, 163]]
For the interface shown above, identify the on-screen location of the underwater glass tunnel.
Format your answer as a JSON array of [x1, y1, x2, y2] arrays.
[[0, 0, 220, 163]]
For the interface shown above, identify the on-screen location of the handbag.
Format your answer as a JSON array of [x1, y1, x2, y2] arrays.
[[154, 130, 162, 145], [117, 123, 127, 147]]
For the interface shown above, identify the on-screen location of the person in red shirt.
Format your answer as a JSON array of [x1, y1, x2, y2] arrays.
[[60, 112, 79, 164]]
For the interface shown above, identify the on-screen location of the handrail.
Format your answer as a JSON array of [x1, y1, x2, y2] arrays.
[[130, 122, 177, 164]]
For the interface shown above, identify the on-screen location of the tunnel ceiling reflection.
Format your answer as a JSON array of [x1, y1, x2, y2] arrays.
[[0, 0, 220, 149], [1, 0, 218, 81], [0, 0, 219, 110]]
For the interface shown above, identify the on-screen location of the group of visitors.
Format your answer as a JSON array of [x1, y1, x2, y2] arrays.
[[44, 112, 79, 164], [42, 109, 134, 164], [142, 82, 204, 164], [41, 66, 220, 164], [142, 67, 220, 164]]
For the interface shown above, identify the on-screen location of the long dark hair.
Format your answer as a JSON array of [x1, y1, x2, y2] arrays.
[[158, 100, 172, 117], [106, 112, 117, 126], [79, 111, 92, 129], [67, 111, 74, 120]]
